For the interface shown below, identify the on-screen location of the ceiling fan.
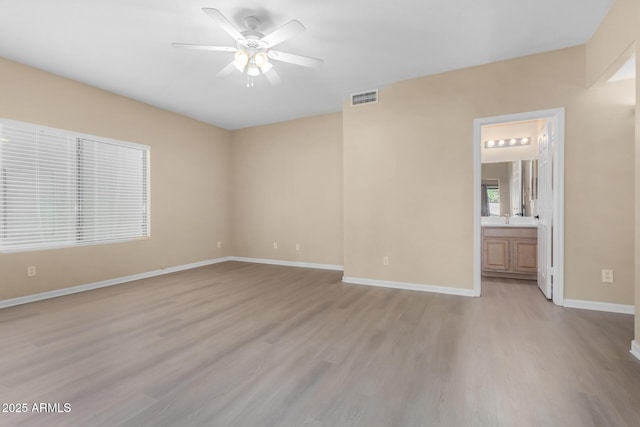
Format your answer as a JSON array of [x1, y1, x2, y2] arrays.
[[173, 8, 323, 87]]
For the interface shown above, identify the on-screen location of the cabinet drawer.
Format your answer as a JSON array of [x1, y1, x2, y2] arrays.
[[482, 226, 536, 239]]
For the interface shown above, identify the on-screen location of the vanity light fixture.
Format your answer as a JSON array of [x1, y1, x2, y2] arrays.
[[484, 137, 532, 149]]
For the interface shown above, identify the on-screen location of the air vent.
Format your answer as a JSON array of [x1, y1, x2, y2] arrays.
[[351, 89, 378, 106]]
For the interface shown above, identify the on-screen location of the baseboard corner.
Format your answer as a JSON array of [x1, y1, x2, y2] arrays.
[[228, 256, 343, 271]]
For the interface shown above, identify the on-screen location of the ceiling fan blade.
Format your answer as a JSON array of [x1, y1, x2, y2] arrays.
[[263, 69, 282, 86], [267, 51, 323, 68], [202, 8, 245, 42], [217, 62, 237, 77], [172, 43, 237, 52], [260, 20, 306, 47]]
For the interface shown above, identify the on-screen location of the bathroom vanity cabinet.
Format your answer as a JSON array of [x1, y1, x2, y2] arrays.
[[481, 226, 537, 280]]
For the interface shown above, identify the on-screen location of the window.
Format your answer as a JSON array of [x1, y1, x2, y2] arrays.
[[0, 119, 150, 252], [486, 184, 500, 216], [481, 180, 500, 216]]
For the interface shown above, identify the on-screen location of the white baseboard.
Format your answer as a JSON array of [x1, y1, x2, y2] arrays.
[[229, 256, 344, 271], [0, 257, 233, 310], [342, 276, 476, 297], [563, 299, 635, 315], [631, 341, 640, 361]]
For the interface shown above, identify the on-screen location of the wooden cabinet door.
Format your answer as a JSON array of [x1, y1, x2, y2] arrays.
[[512, 238, 537, 273], [482, 238, 510, 272]]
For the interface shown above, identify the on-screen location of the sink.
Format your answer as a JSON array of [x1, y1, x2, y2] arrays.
[[481, 216, 537, 227]]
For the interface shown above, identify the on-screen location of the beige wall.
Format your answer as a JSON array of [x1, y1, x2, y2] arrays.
[[0, 57, 231, 301], [230, 114, 343, 266], [0, 55, 343, 303], [586, 0, 639, 350], [343, 46, 635, 304]]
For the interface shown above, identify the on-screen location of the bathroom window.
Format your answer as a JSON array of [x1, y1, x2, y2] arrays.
[[481, 180, 500, 216], [487, 185, 500, 216]]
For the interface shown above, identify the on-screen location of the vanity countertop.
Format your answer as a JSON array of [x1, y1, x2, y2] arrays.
[[481, 222, 537, 228]]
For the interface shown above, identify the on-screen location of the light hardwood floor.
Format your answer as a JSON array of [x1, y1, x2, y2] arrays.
[[1, 262, 639, 426]]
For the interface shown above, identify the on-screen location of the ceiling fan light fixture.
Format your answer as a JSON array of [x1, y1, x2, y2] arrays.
[[254, 52, 269, 67], [174, 8, 323, 87], [233, 50, 249, 71], [247, 63, 261, 77]]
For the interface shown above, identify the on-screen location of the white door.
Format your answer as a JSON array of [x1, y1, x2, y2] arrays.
[[537, 120, 553, 298]]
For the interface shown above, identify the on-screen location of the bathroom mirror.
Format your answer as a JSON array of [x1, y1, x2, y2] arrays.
[[481, 160, 537, 217]]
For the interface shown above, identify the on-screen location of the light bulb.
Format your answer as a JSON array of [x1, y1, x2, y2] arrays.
[[521, 137, 529, 144], [509, 139, 516, 145], [233, 50, 249, 71], [487, 140, 495, 148], [498, 139, 505, 146], [254, 52, 268, 67]]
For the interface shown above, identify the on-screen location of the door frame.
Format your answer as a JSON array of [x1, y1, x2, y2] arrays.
[[473, 108, 565, 305]]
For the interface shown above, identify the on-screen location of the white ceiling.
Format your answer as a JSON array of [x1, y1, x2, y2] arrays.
[[0, 0, 615, 130]]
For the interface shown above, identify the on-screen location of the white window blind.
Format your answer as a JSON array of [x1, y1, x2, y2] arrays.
[[0, 119, 149, 252]]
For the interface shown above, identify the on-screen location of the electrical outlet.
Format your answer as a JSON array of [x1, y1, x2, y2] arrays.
[[383, 256, 389, 266], [601, 269, 614, 283], [273, 242, 278, 249], [217, 241, 222, 248], [27, 266, 37, 277], [295, 243, 301, 251]]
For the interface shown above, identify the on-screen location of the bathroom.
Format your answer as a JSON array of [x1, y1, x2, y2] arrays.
[[480, 118, 548, 291]]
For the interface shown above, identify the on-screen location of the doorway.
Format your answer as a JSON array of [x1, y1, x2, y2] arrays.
[[473, 108, 565, 305]]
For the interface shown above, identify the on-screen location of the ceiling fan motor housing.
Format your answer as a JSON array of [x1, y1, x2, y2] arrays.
[[243, 16, 261, 31]]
